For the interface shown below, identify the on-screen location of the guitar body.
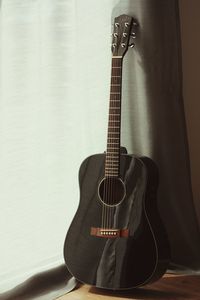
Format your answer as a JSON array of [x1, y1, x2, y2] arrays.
[[63, 150, 170, 289]]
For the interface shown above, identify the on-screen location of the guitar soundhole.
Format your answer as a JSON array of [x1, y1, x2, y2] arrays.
[[98, 177, 126, 207]]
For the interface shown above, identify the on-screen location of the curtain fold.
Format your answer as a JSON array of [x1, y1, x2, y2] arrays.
[[0, 0, 200, 299], [0, 265, 76, 300], [0, 0, 77, 297]]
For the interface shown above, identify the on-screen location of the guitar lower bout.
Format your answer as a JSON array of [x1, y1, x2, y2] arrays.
[[63, 151, 170, 289]]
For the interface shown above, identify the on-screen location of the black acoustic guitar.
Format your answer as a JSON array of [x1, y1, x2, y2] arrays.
[[64, 14, 170, 290]]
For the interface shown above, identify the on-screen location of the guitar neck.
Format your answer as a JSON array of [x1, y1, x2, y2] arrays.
[[105, 57, 123, 177]]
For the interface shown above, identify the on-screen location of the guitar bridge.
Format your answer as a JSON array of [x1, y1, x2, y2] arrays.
[[90, 227, 129, 238]]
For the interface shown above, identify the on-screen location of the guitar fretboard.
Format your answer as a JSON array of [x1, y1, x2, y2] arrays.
[[105, 57, 122, 177]]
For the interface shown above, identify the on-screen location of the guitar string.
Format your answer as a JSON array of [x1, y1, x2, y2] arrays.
[[109, 57, 120, 230], [108, 57, 114, 230], [102, 57, 121, 230], [108, 58, 114, 229], [102, 167, 106, 229], [107, 55, 114, 230], [112, 58, 121, 229], [103, 57, 113, 230], [108, 80, 113, 230], [109, 57, 117, 229], [110, 57, 117, 229]]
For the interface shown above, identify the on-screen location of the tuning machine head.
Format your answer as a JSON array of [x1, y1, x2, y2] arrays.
[[128, 20, 138, 48], [111, 15, 139, 56], [129, 43, 135, 48]]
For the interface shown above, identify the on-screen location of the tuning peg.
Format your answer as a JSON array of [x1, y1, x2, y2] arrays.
[[114, 33, 118, 37], [123, 33, 127, 37], [115, 22, 119, 27], [129, 43, 135, 48], [131, 32, 136, 38], [112, 43, 117, 48], [121, 43, 126, 48], [125, 22, 129, 27]]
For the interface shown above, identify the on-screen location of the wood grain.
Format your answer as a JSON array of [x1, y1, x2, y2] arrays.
[[58, 274, 200, 300]]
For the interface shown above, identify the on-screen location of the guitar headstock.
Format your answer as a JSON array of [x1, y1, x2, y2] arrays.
[[111, 15, 138, 57]]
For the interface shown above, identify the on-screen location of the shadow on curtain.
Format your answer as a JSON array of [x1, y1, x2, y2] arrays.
[[112, 0, 200, 271], [0, 265, 77, 300]]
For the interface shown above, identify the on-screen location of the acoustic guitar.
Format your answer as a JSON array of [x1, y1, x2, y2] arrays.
[[64, 14, 170, 289]]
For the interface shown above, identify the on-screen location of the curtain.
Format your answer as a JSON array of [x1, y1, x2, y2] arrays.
[[0, 0, 78, 297], [0, 0, 200, 299]]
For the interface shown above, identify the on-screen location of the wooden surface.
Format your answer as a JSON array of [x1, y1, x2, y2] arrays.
[[58, 274, 200, 300]]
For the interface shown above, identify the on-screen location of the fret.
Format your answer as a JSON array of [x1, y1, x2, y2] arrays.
[[107, 146, 119, 149], [106, 164, 119, 169], [107, 148, 119, 150], [105, 166, 119, 169], [107, 138, 120, 144], [106, 151, 119, 154], [107, 149, 119, 151], [107, 143, 119, 149], [107, 132, 120, 134]]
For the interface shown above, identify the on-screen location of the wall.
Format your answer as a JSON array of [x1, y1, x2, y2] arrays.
[[179, 0, 200, 222]]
